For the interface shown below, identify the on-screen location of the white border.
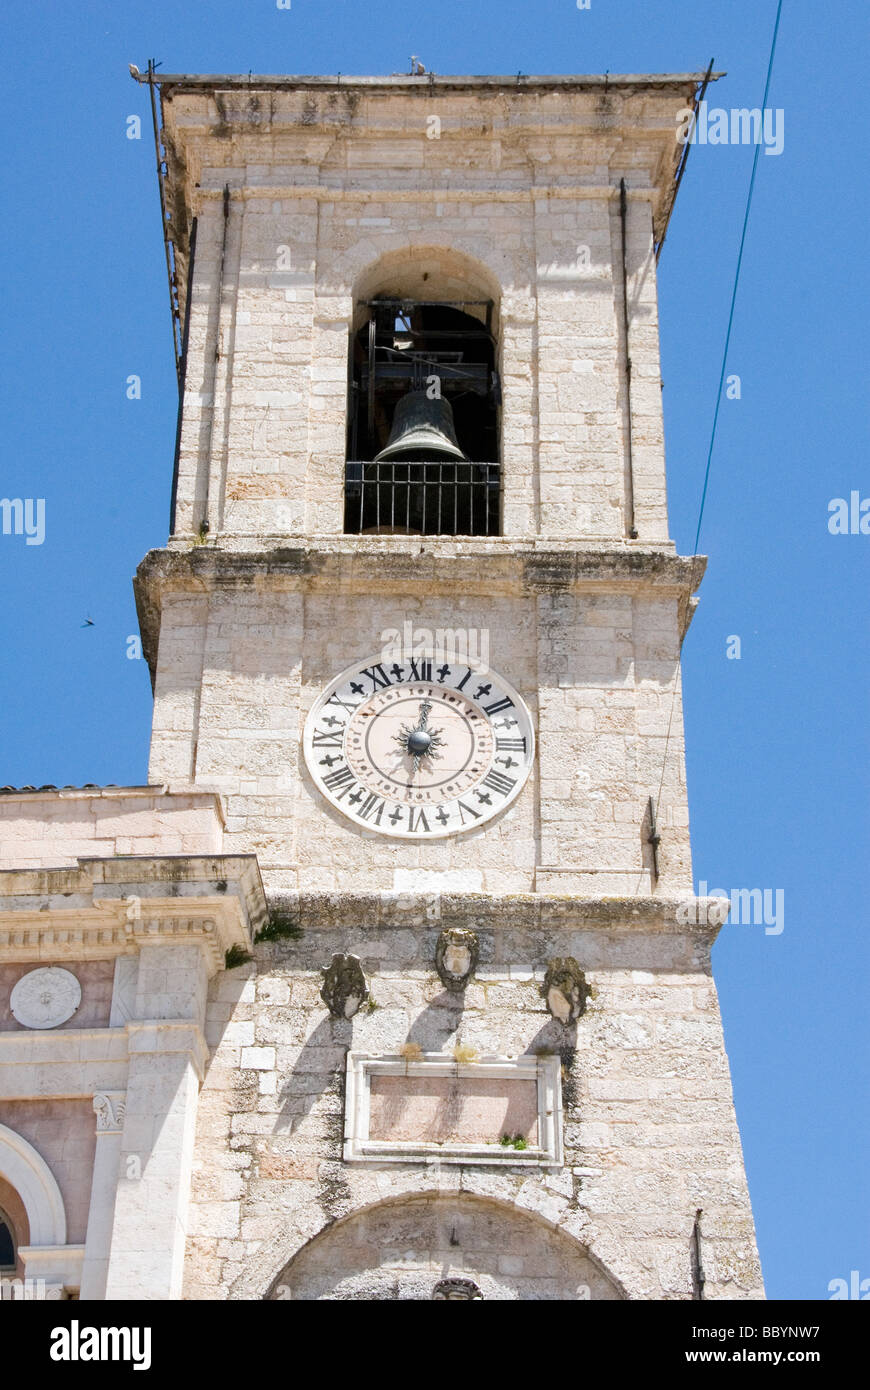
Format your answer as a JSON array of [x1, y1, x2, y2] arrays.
[[344, 1052, 563, 1167], [303, 650, 535, 840]]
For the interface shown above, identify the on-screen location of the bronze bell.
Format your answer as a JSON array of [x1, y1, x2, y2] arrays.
[[374, 391, 467, 462]]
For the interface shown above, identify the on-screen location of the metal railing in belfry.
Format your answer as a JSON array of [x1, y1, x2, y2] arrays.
[[344, 460, 501, 537]]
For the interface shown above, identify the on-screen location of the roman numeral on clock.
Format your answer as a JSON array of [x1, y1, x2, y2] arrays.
[[326, 692, 359, 716], [357, 793, 386, 825], [360, 663, 392, 690], [312, 727, 345, 749], [407, 807, 431, 833], [495, 737, 526, 754], [481, 768, 517, 797], [483, 696, 515, 716], [322, 765, 355, 795], [406, 657, 432, 682]]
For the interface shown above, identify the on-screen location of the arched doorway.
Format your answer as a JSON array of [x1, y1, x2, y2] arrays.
[[0, 1205, 18, 1275]]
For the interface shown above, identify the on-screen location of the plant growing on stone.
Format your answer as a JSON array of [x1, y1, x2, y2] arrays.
[[498, 1134, 528, 1151], [255, 911, 303, 944]]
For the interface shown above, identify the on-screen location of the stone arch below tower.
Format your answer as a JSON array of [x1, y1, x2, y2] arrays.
[[264, 1193, 625, 1300]]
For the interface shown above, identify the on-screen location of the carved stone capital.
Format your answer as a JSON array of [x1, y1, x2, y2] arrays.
[[93, 1091, 126, 1134]]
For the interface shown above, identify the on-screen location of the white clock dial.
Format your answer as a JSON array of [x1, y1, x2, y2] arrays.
[[303, 654, 534, 839]]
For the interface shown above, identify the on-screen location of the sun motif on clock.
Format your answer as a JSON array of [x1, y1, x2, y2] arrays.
[[303, 653, 535, 838]]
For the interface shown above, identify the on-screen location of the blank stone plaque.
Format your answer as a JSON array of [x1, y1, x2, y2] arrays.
[[368, 1074, 539, 1145], [344, 1052, 562, 1167]]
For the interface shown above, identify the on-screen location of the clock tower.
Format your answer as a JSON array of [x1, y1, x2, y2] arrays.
[[0, 69, 764, 1301]]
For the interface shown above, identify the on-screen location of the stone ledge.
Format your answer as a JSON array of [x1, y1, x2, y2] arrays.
[[0, 855, 267, 971], [15, 1244, 85, 1290], [0, 1028, 129, 1100], [154, 72, 719, 93], [263, 891, 728, 940], [135, 542, 705, 678]]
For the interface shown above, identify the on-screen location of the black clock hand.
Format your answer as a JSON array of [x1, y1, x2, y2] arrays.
[[394, 698, 443, 773]]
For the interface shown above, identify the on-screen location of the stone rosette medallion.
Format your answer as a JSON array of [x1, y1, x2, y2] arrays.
[[10, 966, 82, 1029]]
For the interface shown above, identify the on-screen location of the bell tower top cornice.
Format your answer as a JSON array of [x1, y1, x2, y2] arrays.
[[134, 67, 721, 322], [132, 70, 719, 90]]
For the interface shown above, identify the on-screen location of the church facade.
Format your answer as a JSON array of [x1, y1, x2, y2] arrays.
[[0, 71, 763, 1300]]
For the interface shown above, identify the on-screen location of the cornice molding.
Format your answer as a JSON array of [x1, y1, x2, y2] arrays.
[[0, 855, 267, 969], [135, 542, 705, 678], [262, 890, 728, 942]]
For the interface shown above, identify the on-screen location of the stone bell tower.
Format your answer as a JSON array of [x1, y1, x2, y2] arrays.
[[0, 70, 763, 1301]]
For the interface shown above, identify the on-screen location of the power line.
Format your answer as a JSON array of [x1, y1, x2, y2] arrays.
[[650, 0, 785, 857], [693, 0, 785, 553]]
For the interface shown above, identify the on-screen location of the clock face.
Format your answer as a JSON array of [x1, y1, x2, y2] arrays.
[[303, 654, 534, 838]]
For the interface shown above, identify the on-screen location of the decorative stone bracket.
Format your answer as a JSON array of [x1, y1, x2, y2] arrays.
[[435, 928, 479, 991], [321, 954, 369, 1019], [542, 957, 589, 1024]]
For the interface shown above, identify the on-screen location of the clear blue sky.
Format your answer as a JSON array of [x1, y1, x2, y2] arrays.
[[0, 1, 866, 1301]]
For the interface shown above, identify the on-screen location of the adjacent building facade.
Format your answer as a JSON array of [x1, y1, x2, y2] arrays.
[[0, 71, 763, 1300]]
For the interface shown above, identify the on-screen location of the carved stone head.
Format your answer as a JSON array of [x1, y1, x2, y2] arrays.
[[542, 957, 589, 1024], [435, 928, 479, 991], [432, 1277, 483, 1301], [320, 953, 369, 1019]]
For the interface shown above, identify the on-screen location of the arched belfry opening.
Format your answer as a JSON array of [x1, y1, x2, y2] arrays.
[[344, 249, 501, 537]]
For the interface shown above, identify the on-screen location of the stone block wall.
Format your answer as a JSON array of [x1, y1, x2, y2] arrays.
[[0, 787, 224, 871], [182, 894, 763, 1301]]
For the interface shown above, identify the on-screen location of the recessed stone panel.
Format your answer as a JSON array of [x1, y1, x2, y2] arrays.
[[344, 1052, 562, 1166], [368, 1073, 539, 1146]]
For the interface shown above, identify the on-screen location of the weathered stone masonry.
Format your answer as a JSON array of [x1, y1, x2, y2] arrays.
[[0, 72, 763, 1300]]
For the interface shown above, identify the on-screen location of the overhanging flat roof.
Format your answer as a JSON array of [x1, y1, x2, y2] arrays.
[[131, 70, 723, 93]]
